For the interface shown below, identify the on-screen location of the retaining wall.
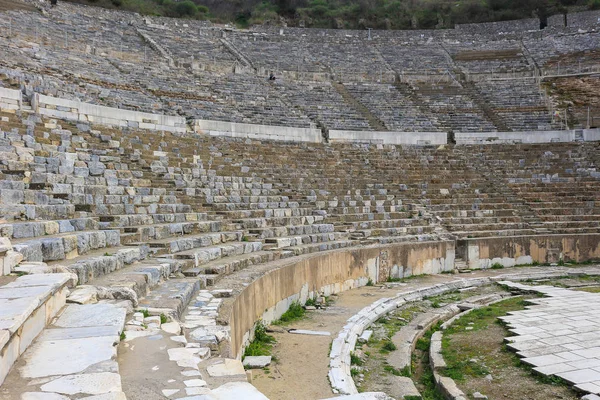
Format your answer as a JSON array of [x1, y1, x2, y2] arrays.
[[0, 88, 22, 112], [329, 130, 447, 145], [194, 119, 323, 143], [229, 241, 454, 358], [31, 93, 187, 133], [458, 233, 600, 269], [455, 128, 600, 144]]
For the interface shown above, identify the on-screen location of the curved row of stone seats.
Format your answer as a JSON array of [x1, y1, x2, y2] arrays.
[[278, 80, 374, 131], [138, 24, 236, 66], [228, 32, 326, 73], [474, 80, 558, 131], [523, 31, 600, 74], [343, 82, 443, 132], [446, 40, 532, 74], [378, 44, 451, 75], [412, 83, 498, 132]]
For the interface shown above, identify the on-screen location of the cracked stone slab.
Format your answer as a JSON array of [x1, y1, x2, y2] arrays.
[[40, 372, 122, 395], [53, 304, 126, 329], [20, 336, 118, 378]]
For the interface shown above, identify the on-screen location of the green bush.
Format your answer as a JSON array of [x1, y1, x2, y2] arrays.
[[589, 0, 600, 9], [174, 1, 198, 17], [490, 263, 504, 270]]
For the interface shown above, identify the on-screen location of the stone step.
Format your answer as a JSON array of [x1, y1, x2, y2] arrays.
[[1, 303, 127, 399], [0, 273, 73, 386], [137, 277, 203, 318]]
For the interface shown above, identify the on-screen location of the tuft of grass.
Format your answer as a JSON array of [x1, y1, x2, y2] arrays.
[[137, 309, 150, 318], [160, 313, 168, 324], [380, 340, 397, 353], [383, 365, 411, 376], [305, 297, 317, 307], [366, 278, 374, 286], [273, 302, 305, 325], [490, 262, 504, 269], [120, 331, 126, 341], [244, 321, 276, 358], [350, 367, 361, 377], [351, 352, 364, 366]]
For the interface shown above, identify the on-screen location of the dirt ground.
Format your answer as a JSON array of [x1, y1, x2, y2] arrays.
[[251, 285, 395, 400], [0, 0, 37, 12], [251, 274, 458, 400]]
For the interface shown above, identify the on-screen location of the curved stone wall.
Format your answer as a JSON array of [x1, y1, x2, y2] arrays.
[[229, 240, 455, 358], [228, 233, 600, 359]]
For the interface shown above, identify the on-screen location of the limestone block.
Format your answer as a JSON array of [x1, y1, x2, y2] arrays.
[[19, 302, 47, 354], [0, 335, 20, 386], [206, 359, 246, 377], [243, 356, 271, 369], [39, 372, 122, 395]]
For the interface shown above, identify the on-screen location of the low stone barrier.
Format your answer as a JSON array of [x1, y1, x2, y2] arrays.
[[194, 119, 323, 143], [454, 129, 600, 144], [229, 241, 455, 359], [31, 93, 187, 133], [327, 278, 493, 395], [0, 87, 22, 112], [328, 130, 447, 145], [457, 233, 600, 269]]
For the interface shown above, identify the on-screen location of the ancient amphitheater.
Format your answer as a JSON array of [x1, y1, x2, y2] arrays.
[[1, 0, 600, 399]]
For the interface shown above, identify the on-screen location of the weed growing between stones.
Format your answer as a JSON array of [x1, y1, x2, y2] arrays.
[[120, 331, 126, 341], [160, 314, 168, 324], [412, 322, 444, 400], [137, 309, 150, 318], [350, 352, 363, 366], [366, 278, 374, 286], [244, 321, 276, 358], [273, 301, 306, 325], [490, 262, 504, 269]]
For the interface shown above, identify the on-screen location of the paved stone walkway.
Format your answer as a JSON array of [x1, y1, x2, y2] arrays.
[[500, 282, 600, 395]]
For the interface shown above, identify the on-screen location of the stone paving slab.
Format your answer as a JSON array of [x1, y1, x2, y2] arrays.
[[2, 303, 127, 399], [500, 281, 600, 395]]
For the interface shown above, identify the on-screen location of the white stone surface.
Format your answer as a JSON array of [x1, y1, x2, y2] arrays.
[[20, 336, 117, 378], [243, 356, 272, 369], [320, 393, 395, 400], [162, 389, 180, 397], [211, 382, 270, 399], [161, 322, 181, 335], [40, 372, 122, 395], [206, 359, 246, 377], [21, 393, 70, 400], [54, 304, 126, 329], [183, 379, 207, 387], [500, 282, 600, 396], [288, 329, 330, 336]]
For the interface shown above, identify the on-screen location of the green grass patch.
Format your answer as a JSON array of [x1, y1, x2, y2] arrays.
[[383, 365, 411, 377], [351, 352, 363, 366], [441, 297, 528, 382], [380, 340, 397, 353], [273, 302, 306, 325], [490, 262, 504, 269], [244, 321, 276, 358], [137, 309, 150, 318], [160, 313, 168, 324]]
